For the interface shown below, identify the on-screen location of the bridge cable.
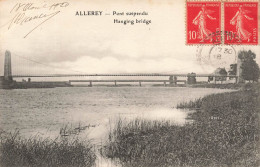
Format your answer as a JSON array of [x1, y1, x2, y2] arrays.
[[11, 52, 86, 74]]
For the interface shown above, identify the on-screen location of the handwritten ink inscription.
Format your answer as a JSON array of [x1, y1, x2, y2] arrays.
[[2, 2, 69, 38]]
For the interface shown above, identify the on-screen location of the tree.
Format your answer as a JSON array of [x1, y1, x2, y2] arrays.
[[238, 50, 260, 82]]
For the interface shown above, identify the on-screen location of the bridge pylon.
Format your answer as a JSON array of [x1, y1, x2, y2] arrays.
[[236, 55, 243, 83], [0, 50, 14, 89], [4, 50, 13, 81]]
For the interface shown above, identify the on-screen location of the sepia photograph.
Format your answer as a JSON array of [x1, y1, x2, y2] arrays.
[[0, 0, 259, 166]]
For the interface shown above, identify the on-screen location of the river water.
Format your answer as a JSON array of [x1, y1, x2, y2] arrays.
[[0, 87, 233, 139]]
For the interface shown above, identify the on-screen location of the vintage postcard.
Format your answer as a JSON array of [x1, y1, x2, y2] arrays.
[[0, 0, 259, 167]]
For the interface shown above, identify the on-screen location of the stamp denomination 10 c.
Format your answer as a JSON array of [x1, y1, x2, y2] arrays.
[[224, 2, 258, 45], [186, 1, 258, 45], [186, 2, 221, 45]]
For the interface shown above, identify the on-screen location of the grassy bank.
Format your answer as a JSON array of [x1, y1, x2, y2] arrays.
[[0, 131, 96, 167], [102, 83, 260, 167]]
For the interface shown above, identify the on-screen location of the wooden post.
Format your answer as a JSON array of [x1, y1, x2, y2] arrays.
[[89, 81, 92, 87], [115, 81, 117, 86], [164, 81, 166, 87], [139, 81, 141, 87]]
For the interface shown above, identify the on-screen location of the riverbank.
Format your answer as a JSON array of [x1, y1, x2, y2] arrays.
[[0, 131, 96, 167], [102, 83, 260, 167], [0, 85, 256, 166]]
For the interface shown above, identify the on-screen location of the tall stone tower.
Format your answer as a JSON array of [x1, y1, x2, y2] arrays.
[[4, 50, 12, 81]]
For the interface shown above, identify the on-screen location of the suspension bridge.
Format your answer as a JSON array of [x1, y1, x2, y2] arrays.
[[0, 50, 239, 89]]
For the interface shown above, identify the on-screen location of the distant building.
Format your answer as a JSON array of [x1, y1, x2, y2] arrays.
[[214, 68, 227, 82]]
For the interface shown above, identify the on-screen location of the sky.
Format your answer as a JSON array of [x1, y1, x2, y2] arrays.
[[0, 0, 259, 77]]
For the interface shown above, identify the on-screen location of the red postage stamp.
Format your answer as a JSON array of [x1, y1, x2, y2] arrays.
[[224, 2, 258, 45], [186, 2, 221, 45]]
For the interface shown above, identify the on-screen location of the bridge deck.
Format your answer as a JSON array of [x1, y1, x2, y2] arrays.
[[12, 74, 238, 78], [69, 80, 180, 82]]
